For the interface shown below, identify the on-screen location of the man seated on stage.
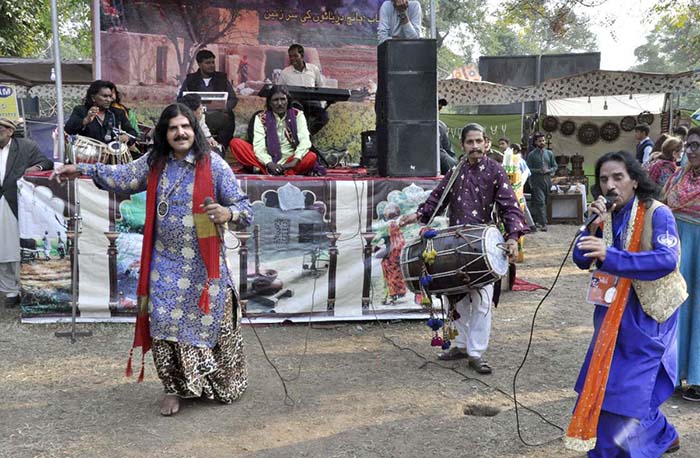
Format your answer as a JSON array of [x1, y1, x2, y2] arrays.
[[178, 49, 238, 147], [65, 80, 138, 144], [277, 44, 329, 136], [177, 93, 222, 157], [377, 0, 422, 44], [229, 86, 318, 176]]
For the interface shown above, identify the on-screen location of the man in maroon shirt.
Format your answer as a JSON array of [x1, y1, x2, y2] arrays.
[[400, 123, 526, 373]]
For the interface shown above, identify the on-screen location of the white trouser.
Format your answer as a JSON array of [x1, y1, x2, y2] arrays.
[[0, 261, 20, 296], [447, 283, 493, 358]]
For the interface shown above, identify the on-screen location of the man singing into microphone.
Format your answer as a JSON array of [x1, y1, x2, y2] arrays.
[[65, 80, 138, 144], [566, 151, 686, 456], [54, 103, 252, 417]]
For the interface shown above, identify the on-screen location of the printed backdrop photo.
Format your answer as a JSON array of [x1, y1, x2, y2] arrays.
[[19, 175, 458, 323]]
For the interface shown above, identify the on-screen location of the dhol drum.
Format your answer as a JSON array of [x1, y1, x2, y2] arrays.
[[68, 135, 107, 164], [400, 224, 509, 296]]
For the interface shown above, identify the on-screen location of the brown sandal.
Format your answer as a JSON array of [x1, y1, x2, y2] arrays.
[[468, 356, 492, 374], [437, 347, 468, 361]]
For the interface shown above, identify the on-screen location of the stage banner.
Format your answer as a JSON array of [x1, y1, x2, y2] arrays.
[[19, 175, 455, 323], [99, 0, 380, 158]]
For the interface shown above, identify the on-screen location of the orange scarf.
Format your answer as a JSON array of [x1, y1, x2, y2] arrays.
[[126, 155, 219, 382], [564, 201, 647, 452]]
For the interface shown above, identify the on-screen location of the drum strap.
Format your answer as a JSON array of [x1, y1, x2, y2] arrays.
[[427, 158, 466, 226]]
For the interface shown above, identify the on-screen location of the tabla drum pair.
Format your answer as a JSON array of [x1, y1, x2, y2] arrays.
[[68, 135, 133, 165], [400, 224, 509, 295]]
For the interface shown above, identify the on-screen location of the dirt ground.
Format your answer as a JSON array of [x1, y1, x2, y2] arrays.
[[2, 224, 699, 458]]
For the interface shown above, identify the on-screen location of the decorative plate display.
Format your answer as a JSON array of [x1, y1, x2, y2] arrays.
[[637, 111, 654, 125], [577, 122, 600, 145], [542, 116, 559, 132], [620, 116, 636, 131], [600, 121, 621, 142], [560, 120, 576, 136]]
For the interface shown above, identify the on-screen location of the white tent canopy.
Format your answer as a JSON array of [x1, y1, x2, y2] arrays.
[[546, 94, 666, 117], [439, 70, 700, 106]]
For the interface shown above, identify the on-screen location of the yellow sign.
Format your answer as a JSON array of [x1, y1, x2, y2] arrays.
[[0, 84, 20, 121]]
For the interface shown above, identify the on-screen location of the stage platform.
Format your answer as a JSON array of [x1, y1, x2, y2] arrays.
[[18, 169, 445, 323]]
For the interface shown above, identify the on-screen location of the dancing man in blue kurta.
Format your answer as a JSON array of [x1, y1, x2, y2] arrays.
[[53, 103, 253, 417], [567, 151, 686, 456]]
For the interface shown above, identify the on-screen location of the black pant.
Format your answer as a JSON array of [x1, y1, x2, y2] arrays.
[[205, 111, 236, 147]]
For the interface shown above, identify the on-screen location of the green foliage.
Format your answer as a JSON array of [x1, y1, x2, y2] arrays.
[[633, 0, 700, 108], [0, 3, 47, 56], [418, 0, 598, 70], [0, 1, 91, 59], [484, 12, 597, 55]]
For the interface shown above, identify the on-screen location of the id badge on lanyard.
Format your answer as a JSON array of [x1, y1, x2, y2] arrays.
[[586, 270, 619, 307]]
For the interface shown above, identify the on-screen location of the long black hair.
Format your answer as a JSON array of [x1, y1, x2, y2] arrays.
[[592, 151, 659, 203], [83, 80, 116, 108], [265, 85, 290, 112], [148, 103, 210, 168]]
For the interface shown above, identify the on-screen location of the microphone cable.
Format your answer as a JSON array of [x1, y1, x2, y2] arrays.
[[509, 232, 581, 446]]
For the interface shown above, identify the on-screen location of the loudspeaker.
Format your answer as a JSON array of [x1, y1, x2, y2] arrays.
[[376, 39, 438, 177]]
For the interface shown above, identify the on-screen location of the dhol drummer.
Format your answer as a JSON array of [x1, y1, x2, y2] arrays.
[[65, 80, 138, 146], [400, 123, 527, 374]]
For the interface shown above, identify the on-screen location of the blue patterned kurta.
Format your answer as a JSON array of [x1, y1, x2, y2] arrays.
[[78, 152, 252, 348]]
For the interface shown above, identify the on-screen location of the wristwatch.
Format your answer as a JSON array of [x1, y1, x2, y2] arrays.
[[228, 209, 240, 223]]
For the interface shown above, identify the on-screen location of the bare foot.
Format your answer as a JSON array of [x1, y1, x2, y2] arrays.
[[160, 394, 180, 416]]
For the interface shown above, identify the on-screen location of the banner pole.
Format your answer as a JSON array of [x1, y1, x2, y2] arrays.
[[93, 0, 102, 80], [55, 177, 93, 342], [50, 0, 65, 164]]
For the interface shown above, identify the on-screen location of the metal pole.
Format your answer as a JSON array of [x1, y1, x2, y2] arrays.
[[93, 0, 102, 80], [430, 0, 436, 39], [51, 0, 65, 163], [520, 101, 525, 144], [667, 93, 674, 133], [55, 177, 92, 342]]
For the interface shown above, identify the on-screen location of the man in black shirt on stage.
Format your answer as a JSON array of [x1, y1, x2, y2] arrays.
[[65, 80, 137, 144], [178, 49, 238, 147]]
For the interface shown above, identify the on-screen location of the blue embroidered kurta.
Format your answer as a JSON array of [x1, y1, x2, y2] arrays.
[[416, 156, 527, 241], [78, 152, 252, 348], [573, 199, 680, 419]]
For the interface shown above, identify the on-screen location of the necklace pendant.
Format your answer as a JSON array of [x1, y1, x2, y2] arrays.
[[157, 200, 169, 218]]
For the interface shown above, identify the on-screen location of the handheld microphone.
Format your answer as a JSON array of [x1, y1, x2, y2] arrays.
[[203, 196, 225, 241], [577, 194, 615, 234]]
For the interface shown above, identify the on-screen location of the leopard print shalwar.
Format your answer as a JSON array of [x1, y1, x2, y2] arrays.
[[151, 290, 247, 402]]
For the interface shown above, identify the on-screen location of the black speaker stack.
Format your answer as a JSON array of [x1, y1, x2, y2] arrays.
[[376, 39, 438, 177]]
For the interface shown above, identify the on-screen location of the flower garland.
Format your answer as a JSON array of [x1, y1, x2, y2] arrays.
[[602, 196, 638, 250]]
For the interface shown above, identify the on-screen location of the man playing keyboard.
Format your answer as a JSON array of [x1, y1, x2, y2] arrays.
[[277, 44, 329, 136]]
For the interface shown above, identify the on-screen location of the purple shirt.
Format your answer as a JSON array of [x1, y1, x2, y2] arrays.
[[417, 156, 527, 240]]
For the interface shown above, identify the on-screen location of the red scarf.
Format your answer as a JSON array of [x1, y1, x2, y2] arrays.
[[126, 154, 220, 382]]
